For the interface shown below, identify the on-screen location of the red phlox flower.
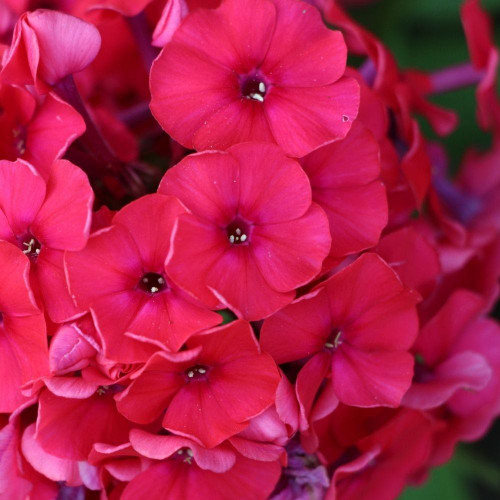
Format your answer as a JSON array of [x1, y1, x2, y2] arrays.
[[446, 316, 500, 438], [424, 316, 500, 468], [325, 409, 436, 500], [116, 320, 281, 448], [0, 241, 47, 413], [0, 83, 85, 179], [261, 253, 419, 413], [404, 290, 492, 410], [1, 9, 101, 93], [0, 158, 93, 323], [65, 193, 222, 362], [122, 429, 281, 500], [300, 121, 387, 268], [160, 143, 331, 320], [150, 0, 359, 157]]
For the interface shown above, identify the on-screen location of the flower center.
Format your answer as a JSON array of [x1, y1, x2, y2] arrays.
[[240, 74, 267, 102], [138, 272, 167, 294], [173, 448, 194, 464], [324, 329, 342, 352], [12, 126, 27, 156], [226, 219, 251, 245], [185, 365, 209, 381], [22, 237, 42, 260]]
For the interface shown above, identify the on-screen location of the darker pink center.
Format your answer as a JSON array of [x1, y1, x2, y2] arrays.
[[226, 218, 251, 245], [172, 448, 194, 464], [21, 236, 42, 260], [138, 272, 167, 294], [324, 328, 342, 352], [240, 74, 267, 102]]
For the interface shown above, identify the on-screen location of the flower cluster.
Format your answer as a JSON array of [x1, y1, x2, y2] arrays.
[[0, 0, 498, 499]]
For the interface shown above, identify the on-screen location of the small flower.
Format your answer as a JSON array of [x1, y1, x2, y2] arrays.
[[65, 194, 222, 362], [160, 142, 331, 320], [150, 0, 359, 156]]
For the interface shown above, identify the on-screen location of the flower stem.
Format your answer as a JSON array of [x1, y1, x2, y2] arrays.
[[430, 62, 484, 94], [127, 13, 160, 71]]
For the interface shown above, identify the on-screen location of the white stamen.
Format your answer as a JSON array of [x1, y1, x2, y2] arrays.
[[235, 228, 241, 235], [22, 238, 36, 255], [324, 342, 334, 349], [186, 449, 194, 457], [198, 367, 206, 374], [249, 93, 264, 102], [240, 234, 247, 242], [258, 82, 266, 93], [334, 331, 342, 348], [187, 371, 194, 378], [151, 286, 159, 293], [229, 235, 235, 243], [158, 277, 165, 284], [177, 450, 184, 454]]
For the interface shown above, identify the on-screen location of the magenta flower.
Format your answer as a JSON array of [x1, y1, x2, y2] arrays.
[[150, 0, 359, 157], [261, 254, 420, 412], [65, 194, 222, 362], [0, 159, 93, 323], [159, 142, 331, 320], [116, 320, 281, 448]]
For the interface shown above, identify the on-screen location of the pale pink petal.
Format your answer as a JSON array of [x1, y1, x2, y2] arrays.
[[27, 10, 101, 86], [22, 424, 81, 485], [152, 0, 189, 47]]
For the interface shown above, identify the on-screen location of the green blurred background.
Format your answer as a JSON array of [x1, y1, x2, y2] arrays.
[[346, 1, 500, 498]]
